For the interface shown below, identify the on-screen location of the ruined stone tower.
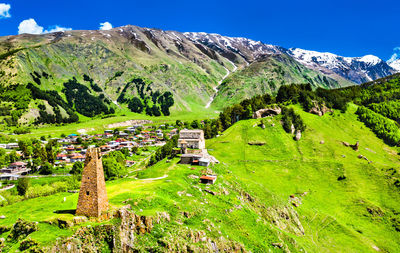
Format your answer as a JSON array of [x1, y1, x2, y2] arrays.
[[76, 148, 109, 217]]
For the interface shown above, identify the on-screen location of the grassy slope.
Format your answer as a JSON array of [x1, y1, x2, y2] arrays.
[[212, 54, 355, 109], [13, 106, 220, 139], [207, 104, 400, 252], [0, 105, 399, 251]]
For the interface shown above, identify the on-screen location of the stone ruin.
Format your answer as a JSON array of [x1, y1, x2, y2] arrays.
[[76, 148, 109, 217], [252, 106, 281, 119]]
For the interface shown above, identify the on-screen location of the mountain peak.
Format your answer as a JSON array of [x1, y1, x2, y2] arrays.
[[358, 55, 382, 65]]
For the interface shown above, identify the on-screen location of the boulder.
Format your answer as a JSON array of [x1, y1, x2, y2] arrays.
[[291, 124, 295, 134], [350, 141, 359, 151], [295, 130, 302, 141], [57, 219, 74, 229]]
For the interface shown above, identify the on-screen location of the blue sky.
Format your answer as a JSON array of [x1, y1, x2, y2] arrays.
[[0, 0, 399, 60]]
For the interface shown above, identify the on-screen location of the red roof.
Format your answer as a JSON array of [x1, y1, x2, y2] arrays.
[[200, 175, 216, 180], [10, 162, 26, 166], [71, 155, 85, 159]]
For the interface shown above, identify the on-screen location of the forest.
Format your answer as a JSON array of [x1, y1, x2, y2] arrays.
[[118, 77, 174, 116]]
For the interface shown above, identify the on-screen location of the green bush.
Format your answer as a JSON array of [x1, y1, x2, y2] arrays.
[[19, 238, 39, 251], [38, 162, 54, 175], [16, 178, 30, 196], [70, 161, 83, 175], [356, 106, 400, 146]]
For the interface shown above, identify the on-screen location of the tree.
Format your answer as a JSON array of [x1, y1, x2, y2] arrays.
[[128, 97, 144, 113], [102, 157, 124, 180], [45, 140, 58, 164], [191, 120, 201, 129], [16, 178, 30, 196], [7, 150, 18, 163], [70, 161, 84, 175], [39, 162, 54, 175], [175, 120, 183, 127]]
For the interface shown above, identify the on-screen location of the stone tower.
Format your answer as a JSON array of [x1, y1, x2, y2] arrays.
[[76, 148, 109, 217]]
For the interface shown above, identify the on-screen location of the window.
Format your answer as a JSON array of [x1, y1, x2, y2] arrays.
[[86, 191, 90, 196]]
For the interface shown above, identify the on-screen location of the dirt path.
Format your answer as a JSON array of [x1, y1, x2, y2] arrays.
[[138, 174, 168, 181]]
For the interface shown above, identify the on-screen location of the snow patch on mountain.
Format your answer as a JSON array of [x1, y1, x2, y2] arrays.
[[389, 59, 400, 71], [358, 55, 382, 65]]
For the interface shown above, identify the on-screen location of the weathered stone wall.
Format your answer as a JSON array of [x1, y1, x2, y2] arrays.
[[76, 148, 109, 217], [178, 139, 205, 149], [179, 130, 204, 140], [178, 130, 205, 149]]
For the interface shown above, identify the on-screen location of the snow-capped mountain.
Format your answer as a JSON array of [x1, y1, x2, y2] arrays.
[[287, 48, 397, 84], [183, 32, 283, 64], [389, 60, 400, 71], [185, 32, 397, 85], [388, 53, 400, 72]]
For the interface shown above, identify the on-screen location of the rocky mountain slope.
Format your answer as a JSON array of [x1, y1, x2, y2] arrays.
[[287, 48, 397, 84], [0, 25, 397, 125]]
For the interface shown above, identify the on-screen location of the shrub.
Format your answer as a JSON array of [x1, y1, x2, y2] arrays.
[[38, 162, 54, 175], [19, 238, 39, 251], [356, 106, 400, 146], [13, 127, 31, 135], [70, 161, 84, 175], [16, 178, 30, 196]]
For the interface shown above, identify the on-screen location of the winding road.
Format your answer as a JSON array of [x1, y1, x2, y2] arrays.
[[205, 60, 238, 108]]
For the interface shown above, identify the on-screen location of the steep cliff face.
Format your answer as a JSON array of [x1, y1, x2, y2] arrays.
[[48, 206, 246, 252]]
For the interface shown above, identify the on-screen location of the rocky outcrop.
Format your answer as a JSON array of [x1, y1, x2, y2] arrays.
[[7, 219, 38, 241], [342, 141, 359, 151], [253, 106, 281, 119], [48, 206, 243, 252], [309, 101, 331, 116], [295, 130, 302, 141], [265, 206, 305, 236]]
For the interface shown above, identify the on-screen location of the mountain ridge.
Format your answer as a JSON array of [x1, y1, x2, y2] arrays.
[[0, 24, 398, 126]]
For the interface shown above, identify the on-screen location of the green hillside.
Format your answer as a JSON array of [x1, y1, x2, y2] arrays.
[[0, 104, 399, 251], [0, 27, 357, 130], [212, 54, 354, 108]]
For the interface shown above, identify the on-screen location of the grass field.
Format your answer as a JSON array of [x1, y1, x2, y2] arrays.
[[0, 104, 399, 251], [6, 106, 220, 140]]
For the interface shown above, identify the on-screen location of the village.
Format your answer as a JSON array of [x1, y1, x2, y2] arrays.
[[0, 123, 218, 187]]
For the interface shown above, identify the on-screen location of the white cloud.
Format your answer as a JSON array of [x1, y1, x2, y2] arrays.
[[18, 18, 43, 34], [388, 47, 400, 63], [99, 21, 112, 30], [18, 18, 72, 35], [0, 3, 11, 18], [44, 25, 72, 33]]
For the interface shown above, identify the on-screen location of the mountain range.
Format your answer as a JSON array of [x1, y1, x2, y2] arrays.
[[0, 25, 398, 124]]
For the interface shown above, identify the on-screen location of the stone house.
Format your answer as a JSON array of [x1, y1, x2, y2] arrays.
[[178, 130, 205, 149], [180, 154, 203, 164]]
